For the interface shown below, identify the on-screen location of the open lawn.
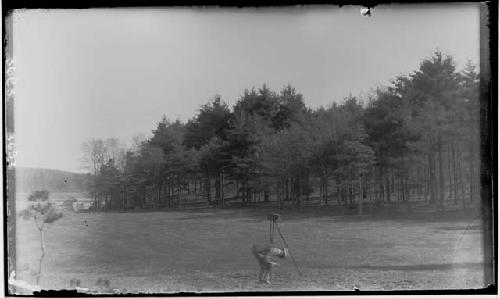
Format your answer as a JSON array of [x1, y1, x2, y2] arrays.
[[14, 204, 488, 293]]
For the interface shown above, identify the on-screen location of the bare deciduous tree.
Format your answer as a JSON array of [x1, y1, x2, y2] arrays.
[[19, 191, 63, 285]]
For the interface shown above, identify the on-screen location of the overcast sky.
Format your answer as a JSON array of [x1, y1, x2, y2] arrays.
[[11, 4, 480, 173]]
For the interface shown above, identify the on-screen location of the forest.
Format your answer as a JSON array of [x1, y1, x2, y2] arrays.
[[81, 51, 480, 213]]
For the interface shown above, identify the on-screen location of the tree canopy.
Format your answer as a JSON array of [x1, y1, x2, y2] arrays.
[[82, 51, 480, 212]]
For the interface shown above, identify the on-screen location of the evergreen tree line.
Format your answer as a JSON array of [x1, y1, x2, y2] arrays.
[[81, 51, 480, 212]]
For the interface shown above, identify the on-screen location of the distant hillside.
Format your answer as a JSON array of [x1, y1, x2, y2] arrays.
[[14, 167, 90, 192]]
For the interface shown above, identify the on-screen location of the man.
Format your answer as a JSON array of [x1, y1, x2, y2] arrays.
[[251, 244, 288, 284]]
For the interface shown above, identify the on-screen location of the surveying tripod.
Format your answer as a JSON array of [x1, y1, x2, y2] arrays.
[[267, 213, 302, 275]]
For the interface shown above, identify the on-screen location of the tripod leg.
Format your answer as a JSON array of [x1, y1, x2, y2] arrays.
[[269, 219, 273, 244], [275, 222, 302, 276]]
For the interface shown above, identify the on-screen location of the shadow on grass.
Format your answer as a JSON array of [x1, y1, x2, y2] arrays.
[[346, 262, 486, 271], [436, 225, 481, 231], [90, 204, 482, 224], [314, 209, 482, 224]]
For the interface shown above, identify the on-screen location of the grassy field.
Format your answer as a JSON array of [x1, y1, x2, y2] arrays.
[[14, 199, 488, 293]]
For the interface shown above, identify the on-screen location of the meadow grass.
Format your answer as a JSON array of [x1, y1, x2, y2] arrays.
[[14, 200, 487, 292]]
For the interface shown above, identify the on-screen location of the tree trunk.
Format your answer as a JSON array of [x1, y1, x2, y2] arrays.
[[424, 160, 429, 202], [285, 177, 289, 202], [349, 171, 353, 205], [338, 183, 342, 205], [456, 155, 466, 208], [305, 170, 310, 202], [221, 172, 224, 208], [36, 228, 45, 285], [168, 181, 172, 208], [397, 176, 402, 204], [469, 142, 474, 203], [447, 143, 454, 203], [206, 172, 211, 204], [298, 175, 302, 208], [319, 169, 324, 205], [157, 183, 162, 209], [177, 175, 181, 208], [160, 181, 165, 208], [438, 137, 445, 210], [428, 153, 436, 204], [451, 146, 459, 206], [341, 183, 347, 207], [324, 167, 328, 205], [406, 175, 412, 212], [281, 178, 285, 209], [386, 175, 391, 205], [417, 163, 423, 201], [277, 180, 281, 209], [358, 176, 363, 215], [215, 171, 220, 205], [391, 174, 395, 198], [142, 188, 146, 208]]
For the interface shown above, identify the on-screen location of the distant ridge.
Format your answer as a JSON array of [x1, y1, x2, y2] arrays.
[[13, 167, 90, 192]]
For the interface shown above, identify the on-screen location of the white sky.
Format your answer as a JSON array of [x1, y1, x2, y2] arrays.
[[11, 4, 480, 173]]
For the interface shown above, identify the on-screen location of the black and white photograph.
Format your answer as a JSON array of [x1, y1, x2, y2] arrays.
[[4, 3, 495, 295]]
